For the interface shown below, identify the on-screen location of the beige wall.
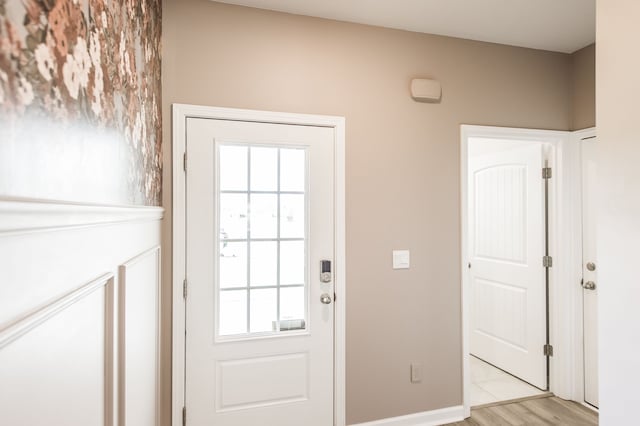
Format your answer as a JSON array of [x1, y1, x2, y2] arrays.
[[596, 0, 640, 423], [161, 1, 574, 423], [571, 44, 596, 130]]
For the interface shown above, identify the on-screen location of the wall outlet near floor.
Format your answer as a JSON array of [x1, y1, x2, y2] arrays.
[[393, 250, 410, 269], [410, 362, 422, 383]]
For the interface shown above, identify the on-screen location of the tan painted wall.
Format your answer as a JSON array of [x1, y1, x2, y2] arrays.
[[161, 1, 573, 423], [571, 44, 596, 130], [596, 0, 640, 423]]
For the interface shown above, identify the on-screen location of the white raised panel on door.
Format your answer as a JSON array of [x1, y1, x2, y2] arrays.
[[474, 164, 527, 264], [216, 352, 309, 411], [0, 274, 114, 426], [469, 141, 547, 390], [581, 138, 598, 408], [118, 247, 161, 426]]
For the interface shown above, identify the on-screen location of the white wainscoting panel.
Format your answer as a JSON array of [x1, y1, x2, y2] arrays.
[[119, 247, 161, 426], [0, 274, 114, 426], [0, 198, 163, 426]]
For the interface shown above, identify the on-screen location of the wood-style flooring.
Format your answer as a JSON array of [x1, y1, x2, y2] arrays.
[[444, 396, 598, 425]]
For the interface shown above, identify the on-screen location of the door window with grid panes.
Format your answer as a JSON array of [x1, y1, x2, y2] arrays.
[[217, 144, 308, 337]]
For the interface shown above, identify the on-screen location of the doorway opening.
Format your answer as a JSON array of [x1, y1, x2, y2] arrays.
[[460, 125, 579, 416], [466, 133, 552, 406]]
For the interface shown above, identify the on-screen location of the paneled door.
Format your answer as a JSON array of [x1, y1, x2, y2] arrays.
[[581, 137, 598, 408], [469, 142, 547, 390], [185, 117, 335, 425]]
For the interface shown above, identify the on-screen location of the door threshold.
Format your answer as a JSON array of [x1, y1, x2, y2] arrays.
[[580, 400, 599, 413], [471, 392, 554, 410]]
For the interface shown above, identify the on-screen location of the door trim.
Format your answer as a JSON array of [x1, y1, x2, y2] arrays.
[[460, 125, 577, 417], [172, 104, 346, 426]]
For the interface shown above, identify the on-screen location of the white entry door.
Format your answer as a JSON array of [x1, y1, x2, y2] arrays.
[[581, 137, 598, 408], [469, 141, 547, 390], [185, 117, 335, 425]]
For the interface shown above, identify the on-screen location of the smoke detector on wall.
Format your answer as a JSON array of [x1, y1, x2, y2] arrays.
[[410, 78, 442, 103]]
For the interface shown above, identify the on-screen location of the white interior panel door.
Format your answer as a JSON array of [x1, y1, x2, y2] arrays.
[[469, 141, 547, 390], [581, 137, 598, 408], [185, 117, 334, 426]]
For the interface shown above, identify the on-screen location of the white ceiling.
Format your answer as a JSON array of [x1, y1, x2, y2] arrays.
[[213, 0, 595, 53]]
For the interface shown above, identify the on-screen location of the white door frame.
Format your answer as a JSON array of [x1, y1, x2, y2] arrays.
[[570, 127, 598, 410], [172, 104, 346, 426], [460, 125, 582, 417]]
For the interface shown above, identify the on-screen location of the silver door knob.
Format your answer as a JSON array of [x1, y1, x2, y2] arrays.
[[320, 293, 332, 304], [583, 281, 597, 290]]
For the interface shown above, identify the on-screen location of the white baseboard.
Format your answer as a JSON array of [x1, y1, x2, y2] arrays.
[[349, 405, 465, 426]]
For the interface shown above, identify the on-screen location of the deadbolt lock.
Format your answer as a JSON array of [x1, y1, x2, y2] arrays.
[[320, 260, 332, 283]]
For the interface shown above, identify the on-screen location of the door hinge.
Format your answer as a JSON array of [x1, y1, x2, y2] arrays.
[[542, 167, 552, 179], [543, 256, 553, 268], [544, 344, 554, 357], [183, 152, 187, 172], [182, 406, 186, 426], [183, 278, 188, 299]]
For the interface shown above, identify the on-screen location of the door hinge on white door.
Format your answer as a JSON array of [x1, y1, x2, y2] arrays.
[[183, 279, 188, 299], [183, 152, 187, 172], [543, 256, 553, 268], [542, 167, 552, 179], [544, 344, 554, 357], [182, 406, 186, 426]]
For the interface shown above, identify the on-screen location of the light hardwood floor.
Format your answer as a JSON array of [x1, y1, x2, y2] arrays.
[[444, 396, 598, 425]]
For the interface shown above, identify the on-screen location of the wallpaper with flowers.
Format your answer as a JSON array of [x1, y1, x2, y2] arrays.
[[0, 0, 161, 206]]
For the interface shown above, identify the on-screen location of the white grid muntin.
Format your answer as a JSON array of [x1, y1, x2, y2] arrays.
[[214, 140, 310, 342]]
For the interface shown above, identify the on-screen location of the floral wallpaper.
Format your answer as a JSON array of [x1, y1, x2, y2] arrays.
[[0, 0, 161, 205]]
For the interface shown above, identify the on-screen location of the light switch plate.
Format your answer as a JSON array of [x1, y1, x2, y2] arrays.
[[411, 362, 422, 383], [392, 250, 410, 269]]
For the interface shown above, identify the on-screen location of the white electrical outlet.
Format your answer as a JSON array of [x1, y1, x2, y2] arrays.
[[410, 362, 422, 383], [393, 250, 410, 269]]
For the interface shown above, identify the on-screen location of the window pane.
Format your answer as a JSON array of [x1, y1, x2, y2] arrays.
[[280, 194, 305, 238], [220, 242, 247, 288], [280, 148, 305, 192], [280, 287, 305, 323], [250, 241, 277, 287], [250, 288, 277, 333], [280, 241, 305, 285], [250, 194, 277, 239], [220, 193, 247, 240], [250, 147, 278, 191], [217, 144, 309, 338], [219, 290, 247, 335], [219, 145, 247, 191]]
